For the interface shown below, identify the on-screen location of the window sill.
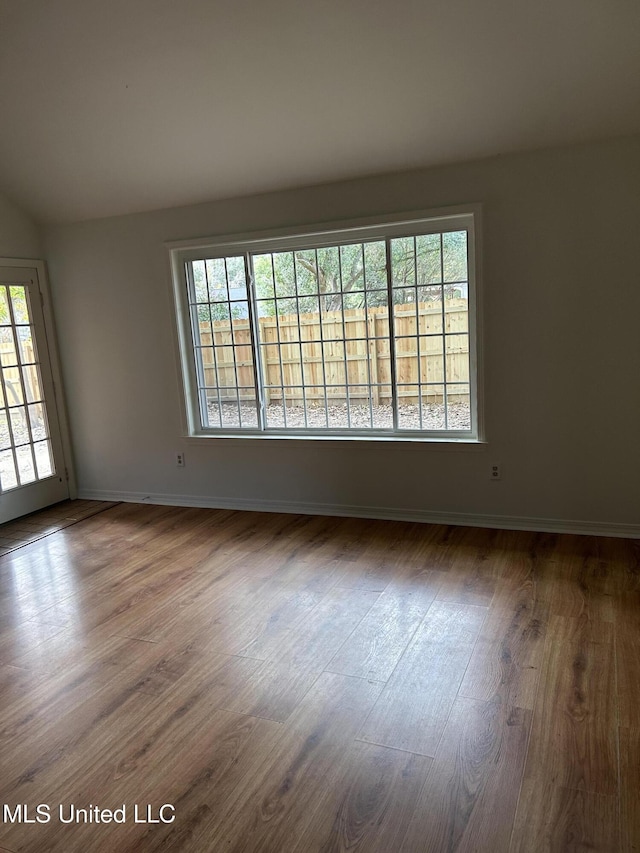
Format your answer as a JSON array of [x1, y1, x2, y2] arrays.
[[183, 432, 487, 451]]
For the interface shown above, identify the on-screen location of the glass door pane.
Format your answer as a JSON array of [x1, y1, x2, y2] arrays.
[[0, 266, 69, 522]]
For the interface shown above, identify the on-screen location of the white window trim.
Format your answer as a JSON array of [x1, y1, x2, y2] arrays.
[[168, 205, 484, 444]]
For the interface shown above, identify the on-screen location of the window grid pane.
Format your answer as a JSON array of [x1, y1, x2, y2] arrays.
[[0, 284, 56, 489], [389, 229, 469, 431], [183, 222, 473, 435], [188, 257, 259, 430]]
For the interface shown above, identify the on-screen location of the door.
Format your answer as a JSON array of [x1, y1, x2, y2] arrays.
[[0, 263, 69, 522]]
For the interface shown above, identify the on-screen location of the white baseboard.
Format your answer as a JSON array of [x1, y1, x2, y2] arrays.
[[76, 489, 640, 539]]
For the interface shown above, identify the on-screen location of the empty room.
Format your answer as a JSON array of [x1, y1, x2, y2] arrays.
[[0, 1, 639, 851]]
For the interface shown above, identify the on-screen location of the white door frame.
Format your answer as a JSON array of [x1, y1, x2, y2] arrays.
[[0, 256, 76, 503]]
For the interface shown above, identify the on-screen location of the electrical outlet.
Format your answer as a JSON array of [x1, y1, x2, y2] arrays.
[[490, 462, 502, 481], [176, 452, 185, 468]]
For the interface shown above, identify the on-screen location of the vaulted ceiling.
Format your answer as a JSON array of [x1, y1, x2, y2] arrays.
[[1, 0, 639, 224]]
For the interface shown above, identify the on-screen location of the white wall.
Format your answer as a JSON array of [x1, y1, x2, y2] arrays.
[[44, 136, 640, 535], [0, 190, 42, 258]]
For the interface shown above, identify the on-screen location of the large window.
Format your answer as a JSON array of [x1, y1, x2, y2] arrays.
[[171, 209, 480, 440]]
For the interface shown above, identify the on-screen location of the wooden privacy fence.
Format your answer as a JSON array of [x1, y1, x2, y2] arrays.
[[199, 299, 469, 405], [0, 339, 39, 408]]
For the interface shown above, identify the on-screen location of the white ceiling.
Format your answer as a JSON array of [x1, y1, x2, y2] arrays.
[[1, 0, 639, 224]]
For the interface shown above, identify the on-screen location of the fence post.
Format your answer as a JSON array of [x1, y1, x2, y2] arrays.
[[259, 316, 271, 406], [367, 312, 379, 406]]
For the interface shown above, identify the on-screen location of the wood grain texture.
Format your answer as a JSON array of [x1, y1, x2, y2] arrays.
[[0, 501, 637, 853], [518, 615, 617, 797], [400, 697, 531, 853], [619, 727, 640, 853], [325, 578, 442, 680], [510, 780, 619, 853], [357, 601, 486, 755], [459, 578, 549, 709], [301, 741, 432, 853], [616, 590, 640, 729]]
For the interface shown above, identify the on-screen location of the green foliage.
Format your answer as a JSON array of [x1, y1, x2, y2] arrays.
[[0, 286, 29, 324], [190, 230, 468, 322]]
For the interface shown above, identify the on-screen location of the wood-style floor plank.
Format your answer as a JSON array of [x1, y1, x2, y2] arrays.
[[400, 697, 531, 853], [510, 781, 619, 853], [616, 590, 640, 729], [297, 741, 432, 853], [517, 615, 617, 798], [357, 601, 486, 755], [459, 578, 549, 709], [325, 577, 443, 681], [0, 501, 637, 853], [619, 726, 640, 853]]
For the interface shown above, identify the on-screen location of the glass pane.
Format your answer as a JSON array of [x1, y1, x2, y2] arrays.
[[293, 250, 318, 294], [204, 390, 221, 428], [397, 385, 420, 429], [253, 254, 276, 299], [265, 398, 287, 429], [420, 339, 445, 384], [277, 310, 301, 343], [231, 314, 251, 344], [3, 366, 23, 405], [205, 258, 229, 302], [444, 291, 469, 333], [327, 392, 349, 428], [191, 260, 208, 303], [234, 346, 254, 391], [220, 399, 242, 428], [16, 326, 36, 364], [33, 440, 54, 478], [0, 287, 9, 325], [445, 334, 470, 383], [446, 384, 471, 430], [418, 288, 444, 335], [363, 241, 387, 292], [0, 411, 11, 450], [237, 388, 258, 428], [10, 407, 29, 444], [421, 386, 446, 429], [28, 403, 49, 441], [22, 365, 42, 403], [225, 256, 247, 300], [372, 390, 393, 428], [374, 338, 391, 386], [443, 231, 468, 283], [344, 308, 368, 338], [300, 342, 319, 386], [0, 327, 18, 366], [0, 448, 17, 489], [337, 244, 363, 294], [323, 341, 345, 385], [347, 392, 371, 429], [11, 286, 30, 324], [394, 337, 418, 385], [272, 252, 297, 301], [281, 387, 306, 427], [214, 350, 238, 389], [416, 234, 442, 284], [391, 237, 416, 287], [16, 444, 36, 484], [393, 295, 418, 337]]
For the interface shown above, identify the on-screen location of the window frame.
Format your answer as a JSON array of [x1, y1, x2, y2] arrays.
[[169, 205, 483, 443]]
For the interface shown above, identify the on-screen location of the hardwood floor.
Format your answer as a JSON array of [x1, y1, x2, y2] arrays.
[[0, 502, 637, 852], [0, 500, 118, 556]]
